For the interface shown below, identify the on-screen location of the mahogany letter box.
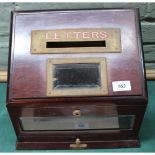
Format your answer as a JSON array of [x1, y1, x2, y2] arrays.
[[7, 9, 148, 150]]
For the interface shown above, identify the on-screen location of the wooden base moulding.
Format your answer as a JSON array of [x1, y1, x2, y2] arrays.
[[16, 139, 140, 150]]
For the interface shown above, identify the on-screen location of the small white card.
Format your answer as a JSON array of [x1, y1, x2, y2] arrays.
[[112, 80, 131, 92]]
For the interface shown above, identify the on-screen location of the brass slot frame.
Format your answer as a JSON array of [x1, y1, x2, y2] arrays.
[[31, 28, 121, 54]]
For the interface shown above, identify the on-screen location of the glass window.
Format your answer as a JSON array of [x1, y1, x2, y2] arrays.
[[20, 115, 135, 131], [53, 63, 101, 89]]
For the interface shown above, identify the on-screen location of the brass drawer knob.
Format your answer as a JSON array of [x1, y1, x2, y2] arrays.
[[70, 138, 87, 149], [73, 110, 81, 116]]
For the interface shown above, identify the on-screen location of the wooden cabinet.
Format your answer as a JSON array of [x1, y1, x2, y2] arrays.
[[7, 9, 147, 150]]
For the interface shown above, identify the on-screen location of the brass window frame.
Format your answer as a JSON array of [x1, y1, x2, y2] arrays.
[[46, 58, 108, 97]]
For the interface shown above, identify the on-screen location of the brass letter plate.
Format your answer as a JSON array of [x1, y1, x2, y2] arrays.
[[46, 57, 108, 97], [31, 28, 121, 54]]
